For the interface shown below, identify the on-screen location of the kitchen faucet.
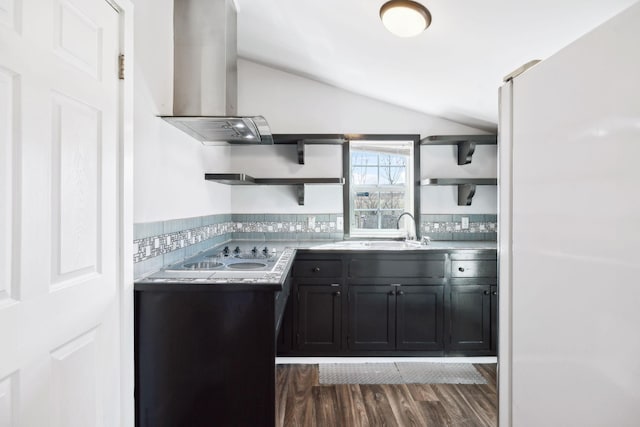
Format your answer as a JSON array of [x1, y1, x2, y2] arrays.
[[396, 212, 417, 241]]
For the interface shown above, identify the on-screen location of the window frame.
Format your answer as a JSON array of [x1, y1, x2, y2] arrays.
[[342, 134, 421, 239]]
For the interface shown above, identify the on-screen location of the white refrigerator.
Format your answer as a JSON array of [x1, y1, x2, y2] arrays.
[[498, 2, 640, 426]]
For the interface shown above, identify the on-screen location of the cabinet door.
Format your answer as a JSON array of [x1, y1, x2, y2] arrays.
[[491, 285, 498, 354], [297, 284, 342, 352], [396, 286, 444, 350], [448, 285, 491, 352], [348, 286, 396, 350]]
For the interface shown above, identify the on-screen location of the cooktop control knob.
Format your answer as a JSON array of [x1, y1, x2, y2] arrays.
[[233, 246, 241, 254]]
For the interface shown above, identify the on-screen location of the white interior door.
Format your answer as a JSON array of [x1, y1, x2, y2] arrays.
[[499, 2, 640, 426], [0, 0, 121, 425]]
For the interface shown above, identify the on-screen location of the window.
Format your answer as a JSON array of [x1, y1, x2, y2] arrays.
[[346, 139, 416, 238]]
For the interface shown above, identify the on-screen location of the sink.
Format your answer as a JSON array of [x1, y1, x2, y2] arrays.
[[311, 240, 424, 250], [226, 262, 269, 270]]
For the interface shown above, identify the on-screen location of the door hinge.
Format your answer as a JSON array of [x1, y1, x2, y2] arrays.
[[118, 54, 125, 80]]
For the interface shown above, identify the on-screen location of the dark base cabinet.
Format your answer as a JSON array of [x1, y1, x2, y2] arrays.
[[135, 289, 277, 427], [348, 285, 444, 351], [277, 249, 497, 358]]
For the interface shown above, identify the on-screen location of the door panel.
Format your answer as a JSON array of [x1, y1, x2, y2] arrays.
[[0, 66, 18, 305], [297, 285, 341, 351], [0, 0, 120, 425], [448, 285, 491, 351], [396, 286, 444, 350], [348, 286, 395, 350]]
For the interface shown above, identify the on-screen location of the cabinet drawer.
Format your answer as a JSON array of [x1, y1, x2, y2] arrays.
[[350, 259, 445, 278], [293, 260, 343, 277], [451, 260, 497, 278]]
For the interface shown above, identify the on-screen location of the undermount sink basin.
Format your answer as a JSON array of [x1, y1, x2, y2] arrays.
[[226, 262, 268, 270], [312, 240, 424, 250]]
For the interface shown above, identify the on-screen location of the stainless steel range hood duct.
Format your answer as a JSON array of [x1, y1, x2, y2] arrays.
[[162, 0, 273, 145]]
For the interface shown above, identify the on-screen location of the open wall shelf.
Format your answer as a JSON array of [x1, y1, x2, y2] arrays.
[[420, 135, 497, 165], [420, 178, 497, 206], [272, 134, 346, 165], [204, 173, 345, 206]]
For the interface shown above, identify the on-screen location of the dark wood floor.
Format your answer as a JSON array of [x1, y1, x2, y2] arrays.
[[276, 363, 497, 427]]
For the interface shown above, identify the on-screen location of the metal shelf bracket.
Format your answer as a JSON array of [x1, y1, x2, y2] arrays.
[[457, 141, 476, 165], [297, 141, 305, 165], [458, 183, 477, 206]]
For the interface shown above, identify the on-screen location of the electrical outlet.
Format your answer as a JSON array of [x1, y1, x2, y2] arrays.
[[308, 216, 316, 229], [461, 216, 470, 230], [337, 217, 344, 231]]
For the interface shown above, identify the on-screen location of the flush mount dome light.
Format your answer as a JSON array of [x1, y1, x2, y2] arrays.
[[380, 0, 432, 37]]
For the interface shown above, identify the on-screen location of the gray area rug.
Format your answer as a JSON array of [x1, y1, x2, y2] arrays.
[[318, 362, 487, 385]]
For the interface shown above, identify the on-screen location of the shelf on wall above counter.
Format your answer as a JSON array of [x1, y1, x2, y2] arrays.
[[420, 178, 497, 206], [204, 173, 345, 206], [272, 134, 347, 165], [420, 134, 497, 165]]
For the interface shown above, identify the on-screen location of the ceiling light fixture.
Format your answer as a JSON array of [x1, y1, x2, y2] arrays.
[[380, 0, 432, 37]]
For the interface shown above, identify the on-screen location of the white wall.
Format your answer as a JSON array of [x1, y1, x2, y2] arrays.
[[234, 59, 496, 214], [133, 0, 232, 223]]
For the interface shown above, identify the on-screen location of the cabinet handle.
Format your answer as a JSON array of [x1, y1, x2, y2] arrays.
[[397, 290, 405, 296], [388, 291, 395, 296], [458, 267, 465, 272], [483, 290, 490, 295], [334, 291, 341, 296], [492, 291, 498, 296], [312, 267, 320, 272], [330, 283, 340, 287]]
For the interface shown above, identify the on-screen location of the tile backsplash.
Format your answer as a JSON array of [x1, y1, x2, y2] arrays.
[[133, 213, 343, 278], [420, 214, 497, 241], [134, 213, 497, 278]]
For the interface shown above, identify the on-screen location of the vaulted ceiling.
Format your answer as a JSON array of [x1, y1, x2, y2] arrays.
[[237, 0, 637, 130]]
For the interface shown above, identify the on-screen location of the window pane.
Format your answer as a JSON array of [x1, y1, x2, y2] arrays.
[[352, 166, 378, 185], [379, 191, 405, 209], [379, 167, 406, 185], [353, 211, 378, 229], [381, 210, 404, 229], [354, 191, 379, 209], [351, 151, 378, 166], [379, 154, 407, 167]]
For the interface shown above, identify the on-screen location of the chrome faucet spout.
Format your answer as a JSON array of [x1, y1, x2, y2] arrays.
[[396, 212, 417, 241]]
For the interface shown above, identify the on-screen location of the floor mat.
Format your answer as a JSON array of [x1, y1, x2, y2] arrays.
[[318, 362, 487, 385]]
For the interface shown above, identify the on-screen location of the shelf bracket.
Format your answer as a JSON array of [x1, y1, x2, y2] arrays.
[[297, 141, 305, 165], [458, 184, 477, 206], [457, 141, 476, 165], [297, 184, 305, 206]]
